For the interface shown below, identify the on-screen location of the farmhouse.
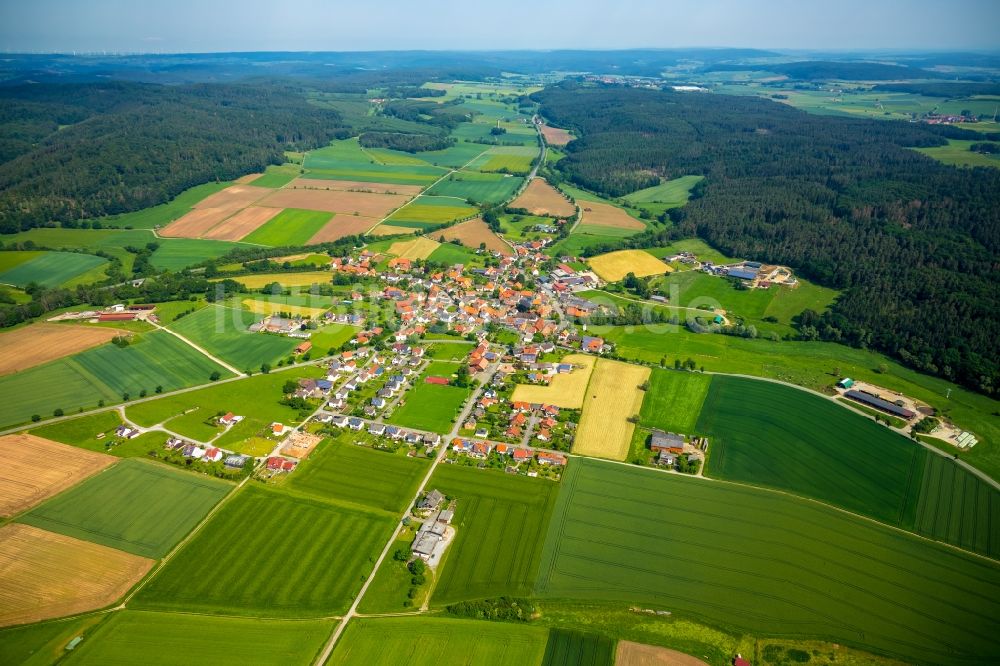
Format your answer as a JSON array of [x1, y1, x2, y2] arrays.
[[294, 341, 312, 355], [650, 430, 685, 453]]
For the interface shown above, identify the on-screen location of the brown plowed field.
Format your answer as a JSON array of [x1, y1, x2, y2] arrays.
[[260, 188, 411, 218], [192, 185, 271, 210], [510, 178, 576, 217], [616, 641, 711, 666], [308, 216, 381, 243], [368, 224, 418, 237], [540, 125, 574, 146], [202, 206, 283, 241], [233, 173, 263, 184], [0, 434, 115, 517], [0, 524, 153, 626], [288, 178, 424, 196], [159, 207, 234, 238], [579, 201, 645, 230], [0, 323, 121, 376], [437, 218, 513, 255]]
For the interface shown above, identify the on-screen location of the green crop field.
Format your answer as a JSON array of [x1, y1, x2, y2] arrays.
[[167, 304, 299, 369], [914, 139, 1000, 168], [639, 369, 712, 434], [584, 320, 1000, 483], [0, 251, 106, 288], [541, 629, 616, 666], [468, 146, 537, 174], [69, 330, 231, 396], [61, 611, 333, 666], [414, 140, 495, 167], [535, 459, 1000, 665], [249, 163, 301, 188], [133, 485, 394, 616], [303, 139, 445, 184], [241, 208, 332, 246], [287, 436, 430, 513], [0, 330, 228, 428], [126, 366, 324, 448], [387, 363, 470, 433], [913, 453, 1000, 559], [699, 376, 927, 528], [386, 196, 478, 226], [19, 458, 230, 558], [150, 238, 244, 271], [425, 242, 484, 267], [84, 181, 233, 229], [0, 615, 104, 666], [428, 464, 560, 605], [327, 616, 549, 666], [427, 172, 524, 204]]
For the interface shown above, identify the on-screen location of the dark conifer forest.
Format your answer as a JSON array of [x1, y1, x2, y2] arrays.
[[534, 83, 1000, 395]]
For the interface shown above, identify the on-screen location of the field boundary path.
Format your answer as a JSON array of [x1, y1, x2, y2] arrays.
[[151, 318, 245, 377], [312, 358, 500, 665]]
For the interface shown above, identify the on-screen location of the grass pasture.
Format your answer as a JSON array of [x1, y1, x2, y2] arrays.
[[914, 453, 1000, 559], [0, 251, 106, 288], [387, 363, 470, 433], [574, 359, 650, 461], [914, 139, 1000, 168], [241, 208, 332, 246], [623, 175, 704, 207], [0, 524, 153, 627], [168, 304, 299, 369], [639, 370, 712, 434], [31, 411, 153, 458], [429, 464, 560, 605], [61, 610, 333, 666], [19, 458, 230, 558], [589, 249, 671, 282], [304, 139, 445, 185], [149, 238, 244, 271], [310, 323, 360, 351], [248, 163, 302, 188], [0, 434, 113, 517], [535, 459, 1000, 665], [0, 614, 105, 666], [699, 376, 929, 529], [327, 616, 548, 666], [511, 354, 596, 408], [287, 436, 431, 513], [133, 484, 394, 617]]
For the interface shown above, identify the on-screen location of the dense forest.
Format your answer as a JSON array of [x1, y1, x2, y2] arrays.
[[702, 60, 944, 80], [0, 82, 350, 233], [534, 83, 1000, 396]]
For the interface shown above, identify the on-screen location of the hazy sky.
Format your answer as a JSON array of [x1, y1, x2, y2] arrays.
[[1, 0, 998, 53]]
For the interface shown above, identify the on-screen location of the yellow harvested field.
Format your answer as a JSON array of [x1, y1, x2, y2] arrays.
[[0, 524, 153, 627], [368, 224, 418, 237], [579, 201, 645, 230], [0, 434, 115, 517], [437, 218, 513, 255], [224, 272, 333, 288], [287, 178, 424, 197], [511, 354, 595, 408], [589, 249, 672, 282], [574, 359, 650, 461], [241, 299, 327, 318], [540, 125, 574, 146], [387, 236, 441, 260], [0, 323, 122, 376], [510, 178, 576, 218], [616, 641, 711, 666]]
